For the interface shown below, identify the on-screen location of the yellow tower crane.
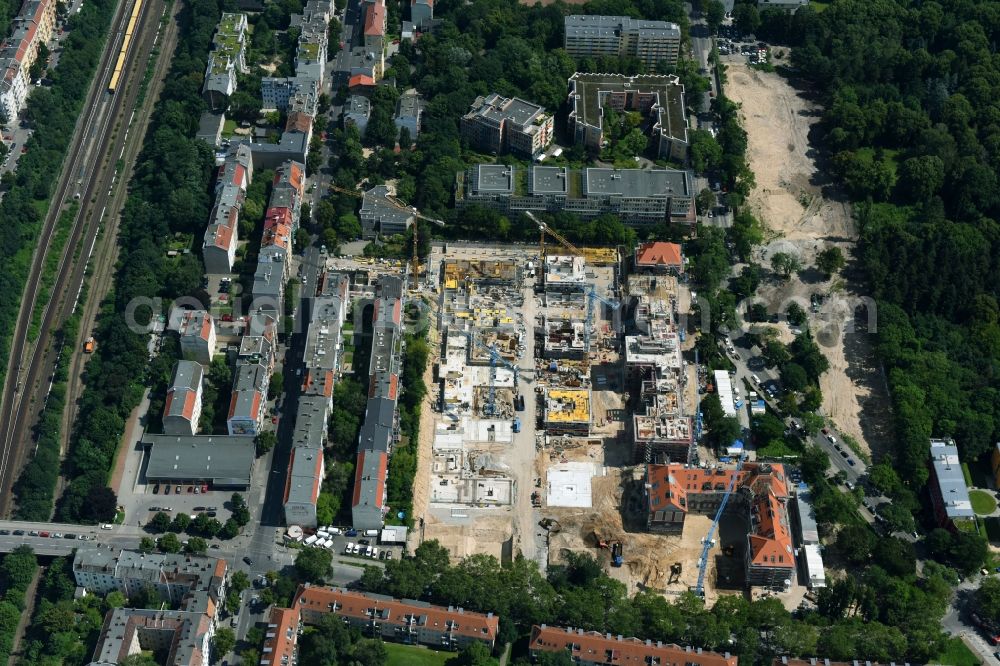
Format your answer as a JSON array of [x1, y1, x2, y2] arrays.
[[329, 185, 445, 281], [524, 211, 583, 259]]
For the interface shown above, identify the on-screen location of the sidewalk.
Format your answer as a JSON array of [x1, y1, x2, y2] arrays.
[[109, 388, 150, 497]]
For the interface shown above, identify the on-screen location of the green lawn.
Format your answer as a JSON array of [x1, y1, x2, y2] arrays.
[[933, 637, 981, 666], [384, 642, 452, 666], [970, 489, 997, 516]]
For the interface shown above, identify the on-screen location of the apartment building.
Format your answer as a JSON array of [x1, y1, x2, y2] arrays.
[[635, 241, 683, 273], [757, 0, 809, 12], [90, 608, 215, 666], [0, 0, 56, 121], [260, 607, 299, 666], [227, 363, 268, 436], [203, 13, 249, 110], [460, 93, 553, 159], [73, 548, 227, 605], [292, 585, 499, 651], [410, 0, 432, 29], [395, 91, 422, 142], [644, 462, 795, 589], [360, 185, 413, 239], [568, 72, 688, 160], [564, 15, 680, 68], [344, 94, 371, 136], [283, 271, 351, 527], [261, 76, 318, 115], [203, 144, 253, 274], [928, 437, 975, 529], [163, 361, 204, 436], [291, 0, 331, 82], [529, 625, 737, 666], [363, 0, 387, 78], [351, 277, 404, 531], [176, 310, 216, 365], [456, 164, 695, 226]]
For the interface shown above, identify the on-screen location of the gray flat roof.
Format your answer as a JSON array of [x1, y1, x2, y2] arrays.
[[584, 168, 691, 198], [569, 72, 687, 141], [930, 438, 975, 519], [474, 164, 515, 193], [530, 167, 569, 194], [286, 446, 322, 505], [144, 435, 254, 485], [565, 14, 680, 39], [292, 395, 329, 449], [170, 361, 203, 393], [347, 95, 370, 115]]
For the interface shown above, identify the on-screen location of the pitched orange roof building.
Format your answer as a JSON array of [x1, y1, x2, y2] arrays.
[[529, 625, 738, 666], [260, 607, 299, 666], [645, 461, 795, 589], [292, 584, 499, 652], [635, 241, 683, 273]]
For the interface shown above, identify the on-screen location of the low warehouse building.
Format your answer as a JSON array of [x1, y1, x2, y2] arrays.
[[143, 434, 255, 489]]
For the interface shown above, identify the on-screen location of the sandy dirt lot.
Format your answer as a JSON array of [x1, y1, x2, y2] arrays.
[[725, 60, 890, 459], [545, 467, 729, 605]]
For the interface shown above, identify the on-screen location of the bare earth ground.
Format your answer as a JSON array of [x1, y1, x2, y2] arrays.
[[725, 60, 892, 459]]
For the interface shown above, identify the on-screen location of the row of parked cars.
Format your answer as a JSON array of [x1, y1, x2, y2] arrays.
[[0, 528, 92, 540], [344, 542, 391, 560]]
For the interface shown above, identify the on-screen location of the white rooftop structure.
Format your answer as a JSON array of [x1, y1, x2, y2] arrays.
[[803, 544, 826, 589], [713, 370, 737, 418], [546, 462, 604, 508], [930, 437, 974, 520]]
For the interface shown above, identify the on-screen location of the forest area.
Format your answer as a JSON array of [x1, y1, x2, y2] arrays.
[[741, 0, 1000, 490]]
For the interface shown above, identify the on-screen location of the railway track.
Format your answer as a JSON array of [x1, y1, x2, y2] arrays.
[[0, 0, 165, 516], [56, 0, 180, 507]]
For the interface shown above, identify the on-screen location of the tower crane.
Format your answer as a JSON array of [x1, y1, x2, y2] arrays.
[[524, 211, 582, 259], [464, 331, 519, 417], [329, 185, 445, 280], [694, 451, 746, 598], [585, 283, 620, 354]]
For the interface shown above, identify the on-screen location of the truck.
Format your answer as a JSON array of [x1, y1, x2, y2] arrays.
[[512, 417, 521, 433], [83, 337, 96, 353]]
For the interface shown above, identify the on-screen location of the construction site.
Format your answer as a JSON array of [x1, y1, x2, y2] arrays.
[[415, 234, 799, 606]]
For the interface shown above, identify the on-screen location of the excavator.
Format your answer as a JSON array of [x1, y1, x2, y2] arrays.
[[329, 184, 445, 283]]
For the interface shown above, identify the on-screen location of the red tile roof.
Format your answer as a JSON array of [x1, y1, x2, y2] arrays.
[[351, 449, 386, 509], [646, 462, 793, 568], [349, 74, 375, 88], [293, 585, 499, 643], [364, 0, 386, 36], [260, 607, 299, 666], [529, 625, 738, 666], [285, 111, 312, 134], [635, 241, 683, 268]]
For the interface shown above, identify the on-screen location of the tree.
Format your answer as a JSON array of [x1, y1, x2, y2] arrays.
[[269, 372, 284, 398], [121, 656, 159, 666], [799, 412, 825, 435], [835, 524, 875, 564], [976, 577, 1000, 625], [169, 512, 191, 533], [138, 537, 156, 553], [877, 503, 915, 533], [221, 518, 240, 539], [295, 547, 333, 583], [786, 302, 807, 326], [446, 642, 498, 666], [212, 627, 236, 663], [815, 247, 846, 277], [733, 3, 761, 34], [185, 536, 207, 554], [705, 0, 725, 32], [148, 511, 171, 532], [29, 43, 48, 82], [690, 130, 723, 174], [696, 188, 716, 215], [780, 362, 809, 392], [256, 431, 277, 456], [349, 638, 388, 665], [158, 533, 181, 553], [771, 252, 801, 279], [873, 537, 916, 577]]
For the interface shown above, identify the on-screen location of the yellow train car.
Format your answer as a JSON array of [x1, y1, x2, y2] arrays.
[[108, 0, 142, 93]]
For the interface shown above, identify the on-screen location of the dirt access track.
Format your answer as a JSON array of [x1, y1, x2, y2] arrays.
[[724, 60, 891, 459]]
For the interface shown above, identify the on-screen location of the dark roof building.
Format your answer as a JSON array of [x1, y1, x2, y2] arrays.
[[143, 435, 255, 488]]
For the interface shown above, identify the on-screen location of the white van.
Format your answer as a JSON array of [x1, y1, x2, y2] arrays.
[[304, 534, 319, 546], [371, 547, 379, 559], [365, 546, 373, 557], [344, 542, 354, 554]]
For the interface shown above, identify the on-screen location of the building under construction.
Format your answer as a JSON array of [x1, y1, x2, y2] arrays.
[[442, 259, 520, 290], [542, 388, 592, 436], [544, 254, 587, 296], [625, 273, 694, 464], [542, 315, 586, 360]]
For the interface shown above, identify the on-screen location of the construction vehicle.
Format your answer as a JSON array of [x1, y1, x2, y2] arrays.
[[693, 453, 746, 598], [83, 337, 96, 353], [329, 184, 445, 281]]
